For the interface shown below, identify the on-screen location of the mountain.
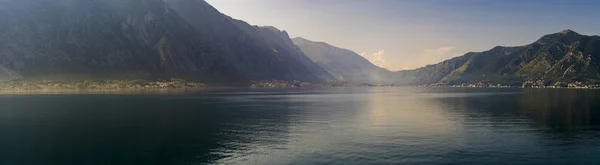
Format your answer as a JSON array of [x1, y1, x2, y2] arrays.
[[395, 29, 600, 85], [0, 0, 246, 84], [292, 37, 392, 84], [0, 0, 332, 84], [250, 26, 333, 81], [162, 0, 333, 82]]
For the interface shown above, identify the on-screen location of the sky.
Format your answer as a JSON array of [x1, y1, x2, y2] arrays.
[[205, 0, 600, 71]]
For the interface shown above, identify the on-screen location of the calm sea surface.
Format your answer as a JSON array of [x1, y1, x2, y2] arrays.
[[0, 87, 599, 165]]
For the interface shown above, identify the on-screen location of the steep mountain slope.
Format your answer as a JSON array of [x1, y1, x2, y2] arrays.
[[162, 0, 333, 82], [251, 26, 333, 81], [0, 0, 333, 84], [0, 0, 245, 84], [395, 30, 600, 85], [292, 37, 392, 84]]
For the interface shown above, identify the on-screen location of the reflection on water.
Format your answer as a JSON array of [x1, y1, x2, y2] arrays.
[[0, 87, 599, 164]]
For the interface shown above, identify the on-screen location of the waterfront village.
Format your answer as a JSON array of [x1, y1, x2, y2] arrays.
[[0, 78, 204, 91], [250, 80, 374, 88], [419, 79, 600, 89], [251, 79, 600, 89]]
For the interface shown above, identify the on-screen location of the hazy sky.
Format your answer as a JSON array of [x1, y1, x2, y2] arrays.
[[206, 0, 600, 71]]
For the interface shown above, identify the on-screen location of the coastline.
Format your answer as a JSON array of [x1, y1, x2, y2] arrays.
[[0, 87, 214, 95], [0, 79, 207, 94], [2, 79, 599, 95]]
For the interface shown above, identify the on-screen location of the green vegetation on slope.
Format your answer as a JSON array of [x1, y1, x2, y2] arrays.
[[394, 30, 600, 86]]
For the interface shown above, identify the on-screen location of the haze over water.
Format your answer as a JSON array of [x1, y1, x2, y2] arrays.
[[0, 87, 599, 164]]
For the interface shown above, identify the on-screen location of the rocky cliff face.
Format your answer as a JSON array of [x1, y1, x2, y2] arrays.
[[394, 30, 600, 85], [292, 37, 393, 84]]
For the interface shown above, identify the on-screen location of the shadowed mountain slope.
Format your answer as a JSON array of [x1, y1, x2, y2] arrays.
[[0, 0, 333, 85]]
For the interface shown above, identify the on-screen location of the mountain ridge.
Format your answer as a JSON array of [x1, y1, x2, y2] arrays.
[[394, 29, 600, 85]]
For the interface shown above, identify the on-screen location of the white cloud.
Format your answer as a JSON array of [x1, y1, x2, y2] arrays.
[[360, 49, 390, 69], [371, 49, 386, 66]]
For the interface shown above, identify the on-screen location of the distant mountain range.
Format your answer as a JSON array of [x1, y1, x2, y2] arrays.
[[0, 0, 598, 86], [293, 30, 600, 86], [394, 29, 600, 85]]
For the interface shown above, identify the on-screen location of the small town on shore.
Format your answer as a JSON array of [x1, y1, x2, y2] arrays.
[[250, 80, 374, 88], [252, 79, 600, 89], [0, 78, 204, 91], [419, 79, 600, 89]]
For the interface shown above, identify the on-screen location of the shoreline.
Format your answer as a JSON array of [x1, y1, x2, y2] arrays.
[[0, 87, 212, 95], [2, 86, 599, 95], [0, 79, 205, 93], [421, 86, 600, 90]]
